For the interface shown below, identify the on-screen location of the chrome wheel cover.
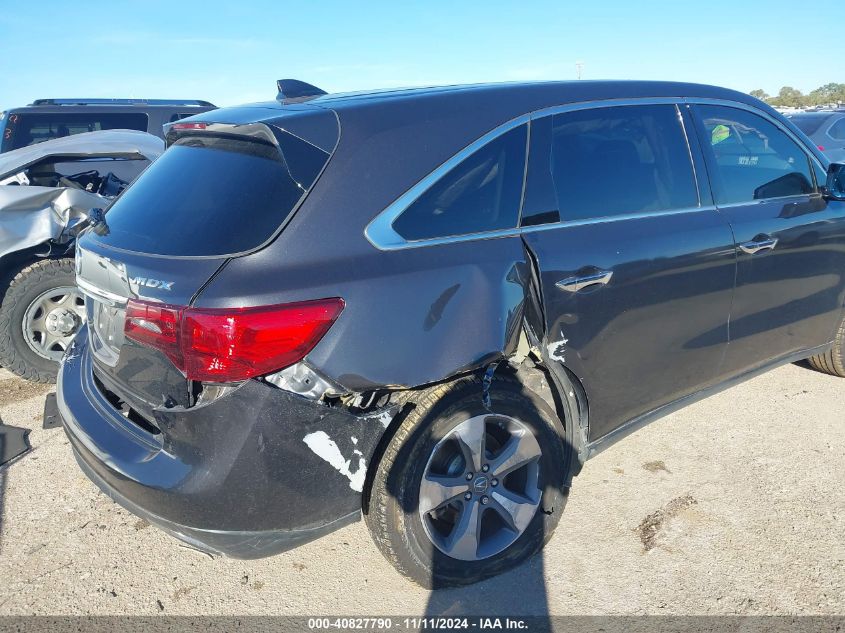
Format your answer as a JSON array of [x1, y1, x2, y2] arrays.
[[418, 414, 542, 561]]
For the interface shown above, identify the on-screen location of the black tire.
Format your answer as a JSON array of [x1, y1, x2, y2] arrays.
[[807, 315, 845, 377], [0, 258, 80, 383], [365, 374, 570, 588]]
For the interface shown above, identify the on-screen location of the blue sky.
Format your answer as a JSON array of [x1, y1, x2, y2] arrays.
[[1, 0, 841, 109]]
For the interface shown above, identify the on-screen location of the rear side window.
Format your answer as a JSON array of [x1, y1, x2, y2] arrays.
[[99, 132, 332, 256], [696, 105, 815, 204], [550, 105, 698, 221], [7, 112, 148, 150], [829, 117, 845, 141], [392, 124, 528, 241]]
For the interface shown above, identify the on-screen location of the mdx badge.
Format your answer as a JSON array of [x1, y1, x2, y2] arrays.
[[130, 277, 174, 291]]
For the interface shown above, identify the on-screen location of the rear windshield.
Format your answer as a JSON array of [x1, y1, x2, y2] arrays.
[[787, 114, 831, 136], [98, 130, 332, 256], [4, 112, 148, 151]]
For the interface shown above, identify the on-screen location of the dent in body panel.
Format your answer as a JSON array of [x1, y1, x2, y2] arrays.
[[66, 328, 405, 532], [321, 246, 531, 390], [201, 235, 536, 393], [264, 240, 546, 407], [145, 377, 400, 529], [204, 236, 565, 490]]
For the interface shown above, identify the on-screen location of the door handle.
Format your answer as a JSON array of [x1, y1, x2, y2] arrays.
[[739, 235, 778, 255], [556, 270, 614, 293]]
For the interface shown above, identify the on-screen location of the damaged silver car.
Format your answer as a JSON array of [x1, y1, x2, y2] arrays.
[[0, 130, 163, 382]]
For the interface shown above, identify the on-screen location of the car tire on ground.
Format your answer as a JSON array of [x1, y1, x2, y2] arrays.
[[807, 315, 845, 378], [365, 374, 569, 588], [0, 258, 83, 383]]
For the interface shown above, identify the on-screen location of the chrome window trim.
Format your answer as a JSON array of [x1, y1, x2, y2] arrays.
[[520, 205, 715, 233], [364, 96, 827, 252], [710, 193, 823, 211], [527, 96, 682, 120]]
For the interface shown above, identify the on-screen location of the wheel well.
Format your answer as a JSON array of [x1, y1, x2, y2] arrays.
[[510, 359, 586, 480], [1, 244, 76, 289], [0, 244, 70, 288], [1, 248, 39, 293], [361, 359, 586, 515]]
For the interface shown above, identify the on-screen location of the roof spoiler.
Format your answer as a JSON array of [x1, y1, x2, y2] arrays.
[[275, 79, 327, 103]]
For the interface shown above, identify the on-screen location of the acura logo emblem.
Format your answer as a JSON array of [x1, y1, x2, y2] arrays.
[[472, 475, 489, 494]]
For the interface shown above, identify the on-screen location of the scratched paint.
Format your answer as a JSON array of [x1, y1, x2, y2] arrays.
[[547, 335, 569, 363], [302, 430, 367, 492], [365, 409, 395, 429]]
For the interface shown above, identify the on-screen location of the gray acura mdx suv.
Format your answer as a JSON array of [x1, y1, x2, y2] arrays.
[[57, 80, 845, 587]]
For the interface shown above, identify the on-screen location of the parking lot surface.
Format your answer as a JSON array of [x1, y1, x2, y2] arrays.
[[0, 363, 842, 616]]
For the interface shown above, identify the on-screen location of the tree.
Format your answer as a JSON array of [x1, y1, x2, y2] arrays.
[[770, 86, 805, 108], [753, 82, 845, 108], [808, 83, 845, 106]]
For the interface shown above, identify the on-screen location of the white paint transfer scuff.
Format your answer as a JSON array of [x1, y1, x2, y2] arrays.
[[369, 409, 394, 428], [547, 335, 569, 363], [302, 431, 367, 492]]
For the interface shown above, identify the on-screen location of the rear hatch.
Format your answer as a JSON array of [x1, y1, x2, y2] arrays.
[[75, 106, 339, 422]]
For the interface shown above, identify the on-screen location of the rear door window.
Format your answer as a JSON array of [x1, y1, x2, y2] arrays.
[[392, 124, 528, 241], [695, 105, 815, 204], [99, 130, 333, 256], [549, 104, 698, 221], [8, 112, 148, 150]]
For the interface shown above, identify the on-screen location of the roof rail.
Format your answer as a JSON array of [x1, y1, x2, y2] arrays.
[[29, 98, 216, 107]]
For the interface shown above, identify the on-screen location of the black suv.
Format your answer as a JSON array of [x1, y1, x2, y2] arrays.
[[0, 98, 216, 153], [57, 80, 845, 588]]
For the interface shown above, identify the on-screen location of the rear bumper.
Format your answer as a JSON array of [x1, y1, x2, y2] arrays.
[[72, 448, 357, 558], [57, 330, 394, 558]]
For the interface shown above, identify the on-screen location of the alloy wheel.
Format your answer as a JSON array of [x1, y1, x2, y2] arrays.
[[418, 414, 542, 561]]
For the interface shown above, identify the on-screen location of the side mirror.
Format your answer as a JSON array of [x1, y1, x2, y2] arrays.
[[822, 163, 845, 201]]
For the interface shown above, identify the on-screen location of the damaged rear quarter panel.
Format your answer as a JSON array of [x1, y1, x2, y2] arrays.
[[197, 236, 532, 391], [192, 97, 548, 392]]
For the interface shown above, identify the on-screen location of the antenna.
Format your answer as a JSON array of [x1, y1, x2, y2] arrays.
[[575, 61, 584, 80], [275, 79, 327, 102]]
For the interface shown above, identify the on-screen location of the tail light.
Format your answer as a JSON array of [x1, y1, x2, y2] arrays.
[[125, 301, 184, 370], [124, 298, 344, 383]]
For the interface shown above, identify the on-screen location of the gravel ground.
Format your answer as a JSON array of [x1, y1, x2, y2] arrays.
[[0, 363, 842, 616]]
